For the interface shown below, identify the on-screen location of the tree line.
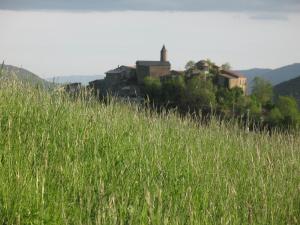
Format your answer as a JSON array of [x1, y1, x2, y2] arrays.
[[143, 61, 300, 130]]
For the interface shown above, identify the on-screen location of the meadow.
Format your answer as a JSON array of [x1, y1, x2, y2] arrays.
[[0, 81, 299, 224]]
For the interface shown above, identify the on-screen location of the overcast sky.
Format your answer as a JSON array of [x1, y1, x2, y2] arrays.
[[0, 0, 300, 77], [1, 0, 300, 12]]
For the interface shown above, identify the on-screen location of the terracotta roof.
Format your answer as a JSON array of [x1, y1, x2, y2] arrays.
[[220, 69, 246, 79], [136, 61, 170, 66]]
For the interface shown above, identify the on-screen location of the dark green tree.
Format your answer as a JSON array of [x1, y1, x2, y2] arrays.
[[185, 60, 196, 70], [221, 63, 231, 70], [161, 75, 186, 105], [143, 76, 162, 102]]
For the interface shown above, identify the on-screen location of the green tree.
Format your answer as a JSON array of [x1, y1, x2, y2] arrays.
[[161, 75, 186, 105], [185, 60, 196, 70], [183, 76, 216, 112], [247, 96, 262, 122], [267, 107, 283, 127], [217, 87, 246, 116], [251, 77, 273, 105], [143, 76, 162, 102], [221, 63, 231, 70], [276, 96, 300, 128]]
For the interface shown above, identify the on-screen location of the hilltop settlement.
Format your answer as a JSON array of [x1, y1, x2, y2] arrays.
[[74, 46, 247, 100]]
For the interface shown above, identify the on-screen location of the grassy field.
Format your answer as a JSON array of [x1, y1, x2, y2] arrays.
[[0, 82, 299, 224]]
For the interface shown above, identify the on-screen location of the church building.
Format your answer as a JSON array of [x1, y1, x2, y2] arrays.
[[136, 45, 171, 84]]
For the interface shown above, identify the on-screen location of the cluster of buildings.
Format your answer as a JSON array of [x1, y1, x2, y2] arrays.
[[86, 46, 247, 98]]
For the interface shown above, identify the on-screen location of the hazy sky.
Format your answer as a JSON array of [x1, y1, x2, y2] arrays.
[[0, 0, 300, 77]]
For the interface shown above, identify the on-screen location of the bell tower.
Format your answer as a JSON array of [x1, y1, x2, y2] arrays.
[[160, 45, 167, 62]]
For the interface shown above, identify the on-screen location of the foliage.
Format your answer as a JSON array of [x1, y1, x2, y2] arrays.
[[216, 87, 245, 115], [267, 107, 283, 127], [161, 75, 186, 104], [221, 62, 231, 70], [273, 76, 300, 109], [251, 77, 273, 105], [0, 81, 299, 224], [0, 61, 4, 77], [276, 96, 300, 128], [142, 61, 300, 130], [183, 76, 216, 111], [184, 60, 196, 70], [143, 76, 162, 101], [248, 97, 262, 122]]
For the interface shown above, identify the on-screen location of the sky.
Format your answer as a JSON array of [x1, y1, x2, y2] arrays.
[[0, 0, 300, 78]]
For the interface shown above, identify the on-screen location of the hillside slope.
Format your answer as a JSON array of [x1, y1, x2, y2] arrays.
[[0, 81, 299, 224], [274, 76, 300, 108], [0, 64, 55, 88], [263, 63, 300, 85]]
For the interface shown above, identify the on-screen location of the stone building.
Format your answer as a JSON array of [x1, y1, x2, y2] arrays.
[[88, 65, 140, 98], [88, 45, 248, 98], [105, 65, 136, 85], [218, 69, 247, 93], [136, 45, 171, 84], [65, 82, 81, 94], [191, 60, 247, 94]]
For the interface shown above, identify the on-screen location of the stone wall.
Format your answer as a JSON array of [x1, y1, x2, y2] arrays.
[[149, 65, 170, 78], [229, 77, 247, 94], [137, 65, 170, 84], [137, 65, 150, 84]]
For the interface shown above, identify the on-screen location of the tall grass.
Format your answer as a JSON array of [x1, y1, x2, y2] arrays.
[[0, 81, 299, 224]]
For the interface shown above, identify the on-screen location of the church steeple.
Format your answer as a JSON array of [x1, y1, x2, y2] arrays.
[[160, 45, 167, 62]]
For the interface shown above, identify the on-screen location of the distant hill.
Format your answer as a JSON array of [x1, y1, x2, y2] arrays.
[[0, 64, 55, 89], [236, 68, 272, 81], [262, 63, 300, 85], [274, 76, 300, 108], [237, 63, 300, 93], [46, 75, 104, 85]]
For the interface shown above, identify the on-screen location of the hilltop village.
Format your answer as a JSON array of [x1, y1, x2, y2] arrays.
[[61, 46, 300, 129], [82, 46, 247, 100]]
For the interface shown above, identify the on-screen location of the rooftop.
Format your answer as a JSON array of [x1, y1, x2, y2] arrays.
[[220, 69, 246, 79], [136, 61, 171, 66], [106, 65, 135, 74]]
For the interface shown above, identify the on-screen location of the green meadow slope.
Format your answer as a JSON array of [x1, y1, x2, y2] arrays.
[[0, 82, 299, 224], [0, 64, 55, 89]]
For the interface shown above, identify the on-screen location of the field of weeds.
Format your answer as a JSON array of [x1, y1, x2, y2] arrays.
[[0, 82, 299, 224]]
